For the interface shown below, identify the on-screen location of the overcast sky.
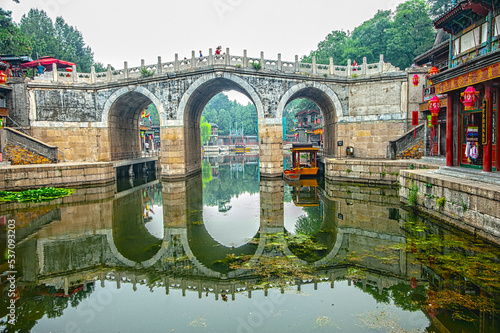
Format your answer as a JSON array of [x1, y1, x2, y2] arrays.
[[5, 0, 409, 68]]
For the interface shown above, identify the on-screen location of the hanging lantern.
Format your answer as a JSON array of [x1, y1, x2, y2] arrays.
[[460, 86, 479, 111], [412, 74, 420, 87], [428, 96, 441, 116], [0, 70, 6, 84], [428, 66, 439, 76]]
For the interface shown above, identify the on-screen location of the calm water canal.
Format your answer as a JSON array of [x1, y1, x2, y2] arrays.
[[1, 155, 500, 332]]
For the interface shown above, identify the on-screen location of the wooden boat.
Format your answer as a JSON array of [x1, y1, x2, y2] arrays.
[[283, 168, 300, 181], [283, 143, 319, 179]]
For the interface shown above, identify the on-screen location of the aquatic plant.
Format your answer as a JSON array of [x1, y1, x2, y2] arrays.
[[0, 187, 75, 203]]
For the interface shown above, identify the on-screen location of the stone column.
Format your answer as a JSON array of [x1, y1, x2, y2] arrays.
[[191, 51, 196, 68], [157, 56, 162, 74], [347, 59, 352, 77], [329, 58, 334, 76], [277, 53, 282, 71], [243, 50, 248, 68], [312, 56, 317, 75], [225, 48, 230, 65], [90, 65, 96, 84], [160, 121, 187, 178], [260, 179, 284, 230], [141, 59, 145, 70], [295, 55, 299, 72], [259, 118, 283, 178], [208, 48, 213, 66], [362, 57, 367, 75], [52, 63, 58, 82], [72, 65, 77, 82], [379, 54, 384, 73], [124, 61, 129, 79], [174, 54, 180, 71], [162, 179, 188, 228], [107, 64, 112, 82], [260, 51, 265, 70]]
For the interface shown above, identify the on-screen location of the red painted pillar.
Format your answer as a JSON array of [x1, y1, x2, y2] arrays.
[[446, 92, 454, 166], [497, 86, 500, 172], [484, 82, 492, 172]]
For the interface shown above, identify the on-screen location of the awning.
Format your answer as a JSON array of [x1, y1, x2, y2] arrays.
[[20, 56, 75, 69]]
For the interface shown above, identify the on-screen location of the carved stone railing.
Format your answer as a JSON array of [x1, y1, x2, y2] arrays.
[[32, 49, 400, 85]]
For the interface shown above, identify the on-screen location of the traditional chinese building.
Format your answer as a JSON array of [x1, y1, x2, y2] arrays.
[[294, 109, 323, 146], [431, 0, 500, 172]]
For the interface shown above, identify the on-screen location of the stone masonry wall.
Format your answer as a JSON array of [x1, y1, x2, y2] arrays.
[[160, 126, 187, 178], [325, 159, 438, 185], [0, 162, 115, 191], [259, 121, 283, 177], [399, 169, 500, 245], [30, 127, 110, 162], [337, 122, 406, 159]]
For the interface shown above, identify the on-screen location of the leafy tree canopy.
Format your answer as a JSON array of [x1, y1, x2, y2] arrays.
[[0, 8, 31, 55], [16, 8, 102, 72], [302, 0, 436, 70]]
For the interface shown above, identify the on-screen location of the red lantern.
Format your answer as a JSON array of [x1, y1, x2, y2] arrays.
[[428, 66, 439, 76], [428, 96, 441, 116], [412, 74, 420, 87], [460, 86, 479, 111], [0, 70, 6, 84]]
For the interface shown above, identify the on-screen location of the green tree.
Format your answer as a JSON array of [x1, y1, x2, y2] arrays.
[[302, 30, 349, 65], [0, 8, 31, 55], [350, 10, 393, 63], [19, 9, 59, 60], [19, 9, 101, 72], [426, 0, 456, 19], [386, 0, 435, 69], [200, 116, 211, 145]]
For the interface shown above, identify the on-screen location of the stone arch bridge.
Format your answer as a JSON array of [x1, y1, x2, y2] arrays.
[[21, 49, 420, 178]]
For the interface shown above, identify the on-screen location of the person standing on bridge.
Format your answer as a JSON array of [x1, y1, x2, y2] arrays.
[[36, 62, 46, 76], [199, 50, 203, 62]]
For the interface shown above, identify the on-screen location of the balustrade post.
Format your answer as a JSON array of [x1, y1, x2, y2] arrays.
[[52, 63, 58, 82], [347, 59, 352, 77], [174, 54, 179, 71], [295, 55, 299, 72], [260, 51, 265, 70], [329, 58, 334, 76], [107, 64, 112, 82], [362, 57, 367, 75], [312, 56, 317, 75], [72, 65, 77, 82], [124, 61, 129, 79], [141, 59, 145, 70], [191, 50, 196, 68], [90, 65, 96, 84], [208, 48, 213, 66], [225, 48, 230, 65], [243, 49, 248, 68], [157, 56, 162, 74], [379, 54, 384, 73], [277, 53, 282, 71]]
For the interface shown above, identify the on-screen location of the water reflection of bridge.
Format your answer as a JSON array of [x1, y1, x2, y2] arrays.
[[10, 174, 422, 299]]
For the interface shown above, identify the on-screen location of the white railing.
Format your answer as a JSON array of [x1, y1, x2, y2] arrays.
[[32, 50, 400, 85]]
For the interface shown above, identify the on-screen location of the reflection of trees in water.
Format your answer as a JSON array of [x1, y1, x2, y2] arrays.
[[0, 283, 94, 332], [295, 206, 323, 236], [202, 163, 260, 207]]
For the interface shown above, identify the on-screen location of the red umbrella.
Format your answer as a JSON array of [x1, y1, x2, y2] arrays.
[[20, 56, 75, 69]]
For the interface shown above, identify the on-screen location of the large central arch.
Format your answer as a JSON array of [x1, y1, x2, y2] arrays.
[[277, 82, 342, 156], [176, 73, 265, 176]]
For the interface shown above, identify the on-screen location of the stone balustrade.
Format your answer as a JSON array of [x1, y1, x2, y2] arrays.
[[32, 49, 399, 85]]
